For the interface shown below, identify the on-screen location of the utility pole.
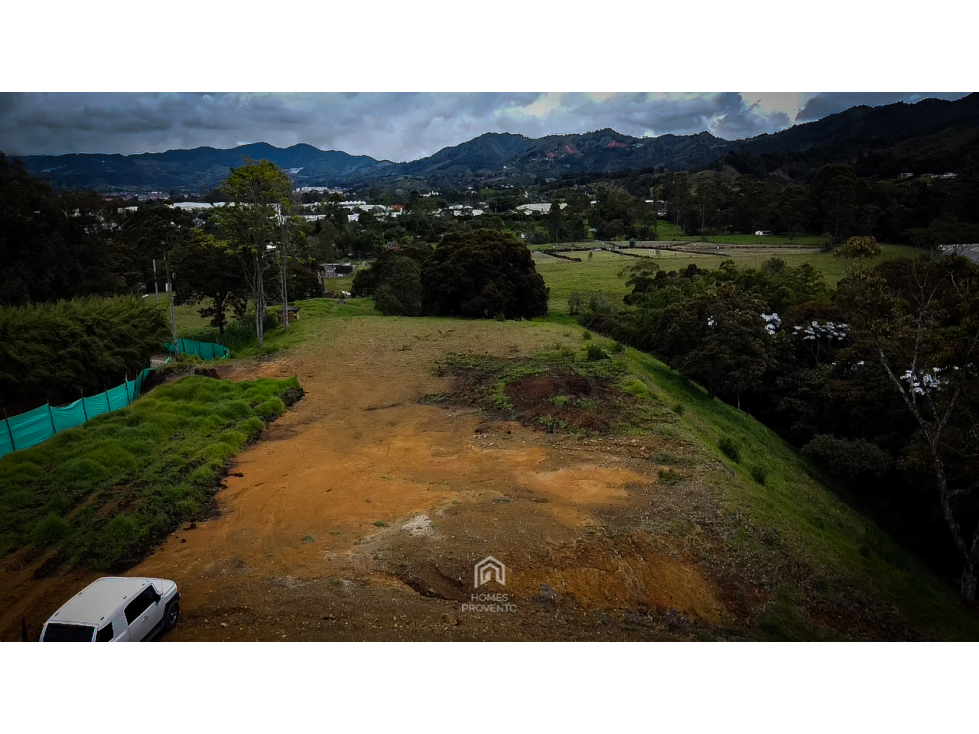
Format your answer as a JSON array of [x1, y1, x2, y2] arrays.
[[164, 249, 178, 354], [165, 222, 179, 354], [279, 205, 289, 333], [153, 259, 160, 303]]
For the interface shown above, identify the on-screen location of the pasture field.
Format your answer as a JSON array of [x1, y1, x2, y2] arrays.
[[535, 244, 922, 313]]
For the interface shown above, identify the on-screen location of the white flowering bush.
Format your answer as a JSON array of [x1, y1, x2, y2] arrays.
[[760, 312, 782, 335]]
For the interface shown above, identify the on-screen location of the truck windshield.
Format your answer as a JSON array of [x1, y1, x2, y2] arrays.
[[42, 623, 95, 642]]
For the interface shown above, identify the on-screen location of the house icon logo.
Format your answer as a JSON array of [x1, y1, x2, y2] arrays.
[[474, 556, 506, 588]]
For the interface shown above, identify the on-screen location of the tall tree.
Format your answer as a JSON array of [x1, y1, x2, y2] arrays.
[[170, 231, 250, 333], [839, 256, 979, 599], [0, 154, 125, 305], [654, 283, 773, 407], [214, 159, 294, 346], [421, 229, 549, 319]]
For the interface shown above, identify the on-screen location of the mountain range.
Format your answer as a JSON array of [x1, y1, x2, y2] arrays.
[[9, 93, 979, 193]]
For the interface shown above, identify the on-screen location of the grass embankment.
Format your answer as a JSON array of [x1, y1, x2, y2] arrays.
[[620, 346, 978, 640], [0, 375, 302, 572], [437, 331, 978, 639]]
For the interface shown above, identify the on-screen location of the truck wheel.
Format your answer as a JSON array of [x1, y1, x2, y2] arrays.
[[164, 600, 180, 631]]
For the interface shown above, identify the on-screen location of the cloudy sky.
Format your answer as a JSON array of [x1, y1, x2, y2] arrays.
[[0, 92, 969, 162]]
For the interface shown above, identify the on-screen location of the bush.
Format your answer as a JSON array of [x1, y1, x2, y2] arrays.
[[31, 513, 70, 545], [750, 465, 768, 485], [802, 434, 893, 481], [586, 344, 610, 361], [718, 437, 741, 463], [0, 296, 169, 411]]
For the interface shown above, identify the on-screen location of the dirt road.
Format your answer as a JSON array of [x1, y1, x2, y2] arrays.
[[4, 316, 729, 641]]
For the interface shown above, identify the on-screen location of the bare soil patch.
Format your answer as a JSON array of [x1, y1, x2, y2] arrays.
[[2, 316, 735, 640]]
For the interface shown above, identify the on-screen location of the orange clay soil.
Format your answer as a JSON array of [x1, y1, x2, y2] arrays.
[[2, 316, 730, 641]]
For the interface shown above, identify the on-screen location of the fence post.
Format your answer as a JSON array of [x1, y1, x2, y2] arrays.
[[79, 389, 89, 422], [2, 408, 15, 451], [104, 386, 111, 413], [125, 371, 130, 405], [47, 404, 57, 435]]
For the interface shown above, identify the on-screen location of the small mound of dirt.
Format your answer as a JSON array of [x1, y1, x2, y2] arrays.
[[394, 563, 468, 602], [504, 372, 617, 433]]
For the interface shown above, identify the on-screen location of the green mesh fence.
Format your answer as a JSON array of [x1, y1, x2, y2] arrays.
[[1, 339, 227, 459], [164, 339, 230, 360], [0, 368, 151, 458]]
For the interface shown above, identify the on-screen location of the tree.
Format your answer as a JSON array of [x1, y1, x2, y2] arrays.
[[774, 185, 814, 238], [116, 204, 195, 297], [834, 235, 882, 275], [374, 256, 423, 316], [654, 283, 773, 407], [0, 154, 129, 305], [170, 230, 249, 333], [810, 164, 860, 240], [547, 202, 565, 243], [731, 175, 771, 234], [839, 256, 979, 599], [214, 159, 294, 347], [421, 229, 549, 319]]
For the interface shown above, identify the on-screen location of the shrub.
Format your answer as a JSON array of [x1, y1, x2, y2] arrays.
[[0, 296, 169, 410], [586, 344, 609, 361], [750, 465, 768, 485], [718, 437, 741, 463], [801, 434, 893, 481], [31, 513, 70, 545]]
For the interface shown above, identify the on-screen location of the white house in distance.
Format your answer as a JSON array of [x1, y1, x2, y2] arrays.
[[517, 203, 567, 215]]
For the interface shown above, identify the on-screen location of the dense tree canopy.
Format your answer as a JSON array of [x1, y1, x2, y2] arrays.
[[354, 230, 548, 320], [421, 230, 549, 319], [0, 154, 130, 305]]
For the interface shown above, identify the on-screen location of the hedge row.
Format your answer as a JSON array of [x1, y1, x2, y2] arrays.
[[0, 296, 169, 412]]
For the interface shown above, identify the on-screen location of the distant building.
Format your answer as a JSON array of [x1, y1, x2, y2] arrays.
[[898, 172, 914, 180], [319, 262, 355, 280], [517, 203, 567, 215]]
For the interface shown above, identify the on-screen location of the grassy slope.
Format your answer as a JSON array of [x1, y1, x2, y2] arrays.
[[615, 347, 978, 639], [530, 246, 974, 638], [0, 375, 302, 571]]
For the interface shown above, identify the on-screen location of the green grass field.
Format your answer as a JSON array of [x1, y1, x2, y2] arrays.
[[535, 244, 922, 313], [0, 375, 302, 570]]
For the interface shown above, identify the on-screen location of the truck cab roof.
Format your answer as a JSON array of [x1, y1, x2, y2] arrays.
[[47, 577, 168, 626]]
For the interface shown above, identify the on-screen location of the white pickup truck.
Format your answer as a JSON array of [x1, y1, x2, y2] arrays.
[[40, 577, 180, 642]]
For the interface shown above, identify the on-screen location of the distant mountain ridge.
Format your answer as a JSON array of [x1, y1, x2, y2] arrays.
[[15, 143, 387, 193], [10, 94, 979, 192]]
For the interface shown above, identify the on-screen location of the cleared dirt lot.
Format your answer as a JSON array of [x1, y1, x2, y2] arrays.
[[3, 316, 727, 641]]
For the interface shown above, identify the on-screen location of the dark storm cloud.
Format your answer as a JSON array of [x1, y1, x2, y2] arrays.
[[0, 92, 967, 162], [796, 92, 970, 121]]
